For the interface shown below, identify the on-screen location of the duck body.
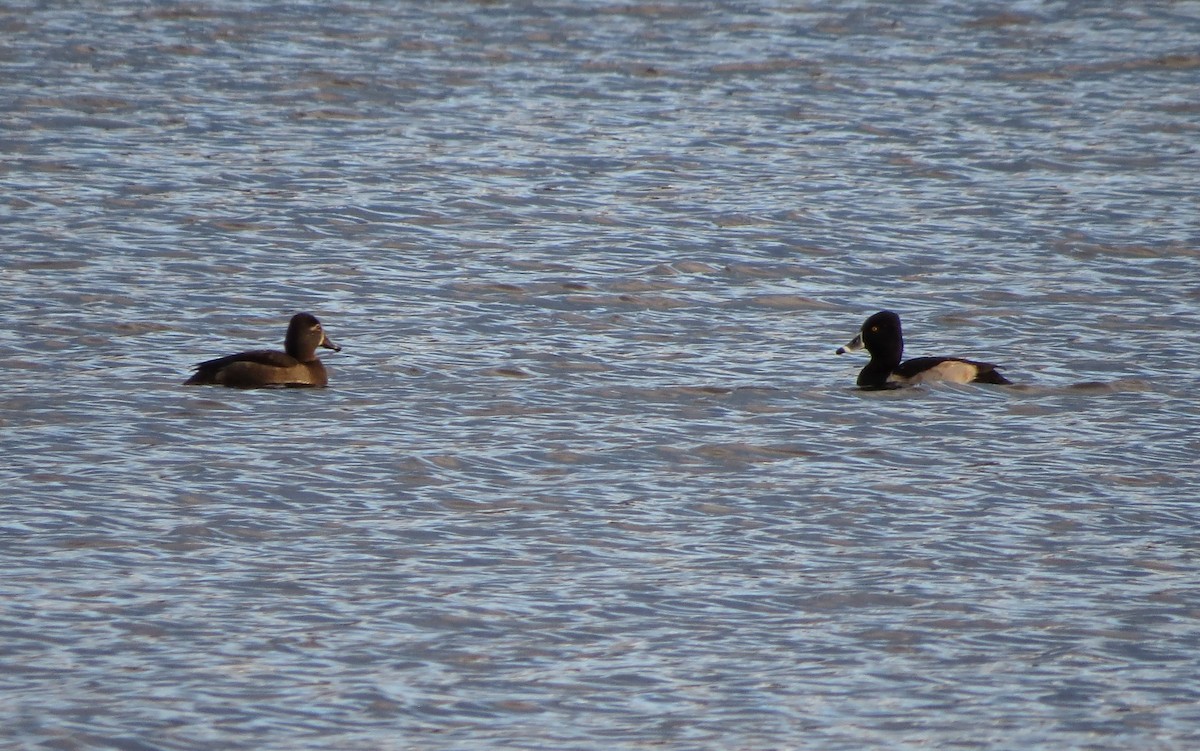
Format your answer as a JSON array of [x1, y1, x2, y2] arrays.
[[837, 310, 1010, 390], [185, 312, 341, 388]]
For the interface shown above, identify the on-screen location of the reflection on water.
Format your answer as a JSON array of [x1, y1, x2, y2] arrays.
[[3, 2, 1200, 749]]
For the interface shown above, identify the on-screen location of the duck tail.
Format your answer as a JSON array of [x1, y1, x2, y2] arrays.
[[973, 366, 1011, 385]]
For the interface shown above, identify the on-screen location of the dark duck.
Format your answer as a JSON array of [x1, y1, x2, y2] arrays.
[[837, 310, 1010, 390]]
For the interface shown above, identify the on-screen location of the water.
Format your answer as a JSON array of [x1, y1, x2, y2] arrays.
[[3, 2, 1200, 749]]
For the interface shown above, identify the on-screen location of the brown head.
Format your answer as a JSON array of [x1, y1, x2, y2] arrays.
[[285, 312, 341, 362]]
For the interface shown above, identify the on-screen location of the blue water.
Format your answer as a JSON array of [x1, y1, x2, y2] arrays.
[[3, 2, 1199, 749]]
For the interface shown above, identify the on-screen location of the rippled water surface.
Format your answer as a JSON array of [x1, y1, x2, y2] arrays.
[[3, 2, 1200, 749]]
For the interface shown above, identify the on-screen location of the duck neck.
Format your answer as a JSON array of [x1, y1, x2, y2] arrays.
[[857, 359, 896, 389], [857, 344, 902, 389], [285, 342, 315, 361]]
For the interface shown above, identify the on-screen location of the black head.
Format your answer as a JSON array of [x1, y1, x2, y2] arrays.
[[836, 310, 905, 388], [837, 310, 904, 358], [285, 313, 341, 361], [858, 310, 903, 358]]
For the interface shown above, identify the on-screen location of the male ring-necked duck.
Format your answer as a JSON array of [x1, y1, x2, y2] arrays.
[[184, 312, 341, 388], [836, 310, 1010, 390]]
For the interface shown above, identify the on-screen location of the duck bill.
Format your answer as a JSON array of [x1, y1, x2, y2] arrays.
[[836, 333, 863, 355], [321, 334, 342, 353]]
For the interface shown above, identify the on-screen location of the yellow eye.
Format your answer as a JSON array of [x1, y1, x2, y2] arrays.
[[870, 326, 878, 332]]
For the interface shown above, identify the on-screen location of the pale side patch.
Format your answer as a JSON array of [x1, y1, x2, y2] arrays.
[[895, 360, 979, 385]]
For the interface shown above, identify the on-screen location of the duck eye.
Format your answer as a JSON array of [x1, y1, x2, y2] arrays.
[[870, 326, 879, 332]]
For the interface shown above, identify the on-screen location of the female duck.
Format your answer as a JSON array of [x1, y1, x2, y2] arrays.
[[185, 312, 341, 388], [836, 310, 1010, 390]]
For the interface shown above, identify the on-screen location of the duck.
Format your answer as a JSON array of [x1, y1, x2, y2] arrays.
[[836, 310, 1010, 390], [184, 312, 341, 388]]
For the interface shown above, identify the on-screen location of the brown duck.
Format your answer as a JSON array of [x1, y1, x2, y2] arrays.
[[185, 312, 341, 388]]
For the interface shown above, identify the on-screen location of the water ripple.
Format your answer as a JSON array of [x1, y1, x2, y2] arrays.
[[3, 2, 1200, 750]]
